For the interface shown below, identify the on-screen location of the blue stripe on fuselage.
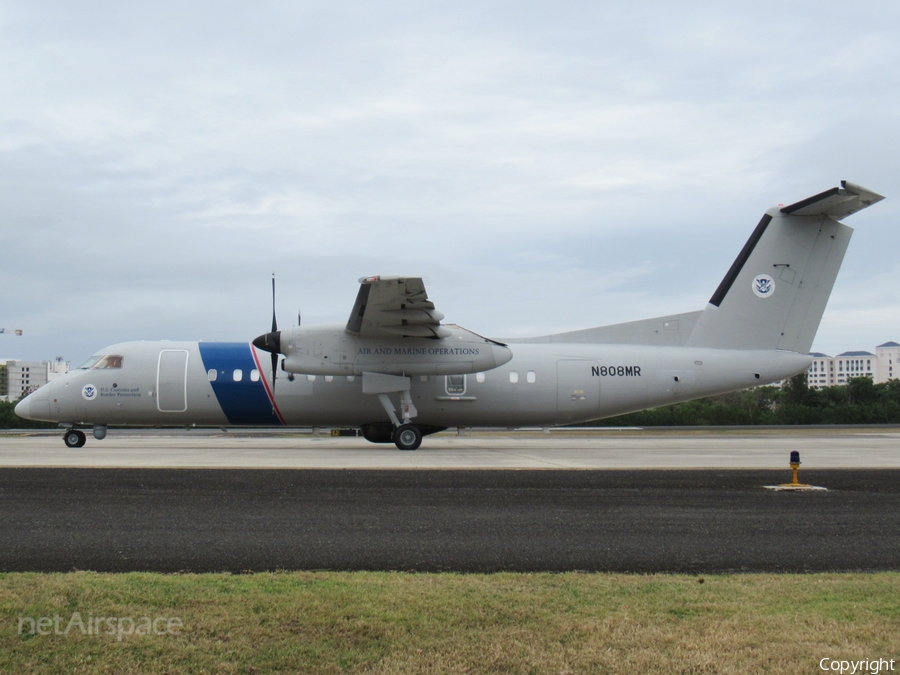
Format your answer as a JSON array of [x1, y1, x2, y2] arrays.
[[198, 342, 283, 425]]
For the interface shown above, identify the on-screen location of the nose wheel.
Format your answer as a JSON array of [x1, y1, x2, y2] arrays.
[[64, 430, 86, 448], [393, 424, 422, 451]]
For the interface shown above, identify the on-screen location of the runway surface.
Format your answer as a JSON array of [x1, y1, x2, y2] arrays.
[[1, 468, 898, 573], [2, 428, 900, 468]]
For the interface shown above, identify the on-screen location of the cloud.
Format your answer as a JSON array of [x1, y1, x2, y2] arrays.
[[2, 0, 899, 361]]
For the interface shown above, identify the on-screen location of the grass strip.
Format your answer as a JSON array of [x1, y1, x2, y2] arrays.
[[1, 571, 898, 674]]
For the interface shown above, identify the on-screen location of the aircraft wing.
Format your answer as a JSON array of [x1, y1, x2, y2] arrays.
[[780, 180, 884, 220], [346, 276, 451, 339]]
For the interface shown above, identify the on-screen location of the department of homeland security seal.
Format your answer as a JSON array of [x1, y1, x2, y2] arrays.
[[752, 274, 775, 298], [82, 384, 98, 401]]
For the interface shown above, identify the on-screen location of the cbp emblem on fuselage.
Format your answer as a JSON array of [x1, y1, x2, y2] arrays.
[[82, 384, 97, 401], [752, 274, 775, 298]]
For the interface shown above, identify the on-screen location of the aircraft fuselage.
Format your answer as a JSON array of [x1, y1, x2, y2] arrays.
[[17, 338, 811, 430]]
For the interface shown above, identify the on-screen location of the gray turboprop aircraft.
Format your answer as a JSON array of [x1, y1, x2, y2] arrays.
[[16, 181, 884, 450]]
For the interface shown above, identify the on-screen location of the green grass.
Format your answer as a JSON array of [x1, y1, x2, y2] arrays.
[[1, 572, 898, 674]]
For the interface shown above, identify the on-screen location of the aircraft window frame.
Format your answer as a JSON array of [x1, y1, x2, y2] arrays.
[[527, 370, 536, 384], [250, 370, 260, 382], [233, 369, 243, 382], [509, 371, 519, 384], [475, 372, 485, 384], [207, 369, 217, 382], [445, 374, 466, 396], [78, 354, 124, 370]]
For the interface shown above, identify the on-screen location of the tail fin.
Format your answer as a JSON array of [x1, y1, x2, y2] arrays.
[[686, 181, 884, 352]]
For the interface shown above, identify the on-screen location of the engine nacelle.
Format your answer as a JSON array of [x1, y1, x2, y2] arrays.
[[279, 324, 512, 376]]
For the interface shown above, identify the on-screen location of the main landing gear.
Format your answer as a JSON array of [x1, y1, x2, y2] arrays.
[[362, 372, 424, 451], [360, 422, 445, 451], [358, 373, 447, 450], [358, 373, 445, 450], [393, 423, 423, 451]]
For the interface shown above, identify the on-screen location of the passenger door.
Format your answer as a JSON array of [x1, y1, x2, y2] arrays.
[[157, 350, 189, 412]]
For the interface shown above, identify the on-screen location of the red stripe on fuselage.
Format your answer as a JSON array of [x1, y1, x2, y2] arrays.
[[250, 344, 287, 425]]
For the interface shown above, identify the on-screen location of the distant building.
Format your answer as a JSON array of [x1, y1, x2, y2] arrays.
[[875, 341, 900, 384], [833, 351, 875, 386], [0, 358, 70, 401], [808, 352, 835, 388], [801, 343, 900, 389]]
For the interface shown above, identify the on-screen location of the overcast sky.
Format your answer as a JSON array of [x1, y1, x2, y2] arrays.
[[2, 0, 899, 363]]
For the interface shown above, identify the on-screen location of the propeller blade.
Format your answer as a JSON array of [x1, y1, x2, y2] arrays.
[[270, 274, 278, 384], [271, 274, 278, 333]]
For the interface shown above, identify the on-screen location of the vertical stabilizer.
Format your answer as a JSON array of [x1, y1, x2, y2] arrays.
[[686, 181, 883, 353]]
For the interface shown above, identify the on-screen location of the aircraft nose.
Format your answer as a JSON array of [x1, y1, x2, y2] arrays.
[[14, 395, 32, 421]]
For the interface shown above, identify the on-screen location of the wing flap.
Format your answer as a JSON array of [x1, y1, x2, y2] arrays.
[[346, 276, 449, 339]]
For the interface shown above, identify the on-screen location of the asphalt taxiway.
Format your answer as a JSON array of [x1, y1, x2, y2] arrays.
[[1, 430, 897, 573]]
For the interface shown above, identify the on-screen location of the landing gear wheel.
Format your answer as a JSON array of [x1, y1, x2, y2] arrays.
[[64, 430, 86, 448], [393, 424, 422, 451]]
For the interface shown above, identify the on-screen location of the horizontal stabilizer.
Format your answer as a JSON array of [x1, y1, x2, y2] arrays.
[[780, 180, 884, 220]]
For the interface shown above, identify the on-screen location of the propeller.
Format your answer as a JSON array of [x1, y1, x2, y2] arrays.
[[252, 273, 282, 386]]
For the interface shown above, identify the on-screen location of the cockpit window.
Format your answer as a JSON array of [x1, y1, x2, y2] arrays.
[[77, 354, 124, 369]]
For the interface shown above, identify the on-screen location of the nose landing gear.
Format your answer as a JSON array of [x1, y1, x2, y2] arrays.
[[64, 429, 87, 448]]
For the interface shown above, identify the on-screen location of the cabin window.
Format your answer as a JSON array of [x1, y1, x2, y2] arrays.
[[476, 372, 485, 383], [325, 375, 333, 382], [207, 369, 217, 382], [509, 371, 519, 383], [347, 376, 355, 382], [233, 369, 243, 382], [420, 376, 429, 382], [250, 370, 260, 382], [307, 375, 316, 382], [446, 374, 466, 395], [527, 370, 536, 384]]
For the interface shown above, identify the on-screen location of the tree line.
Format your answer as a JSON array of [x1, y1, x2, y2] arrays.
[[590, 375, 900, 426]]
